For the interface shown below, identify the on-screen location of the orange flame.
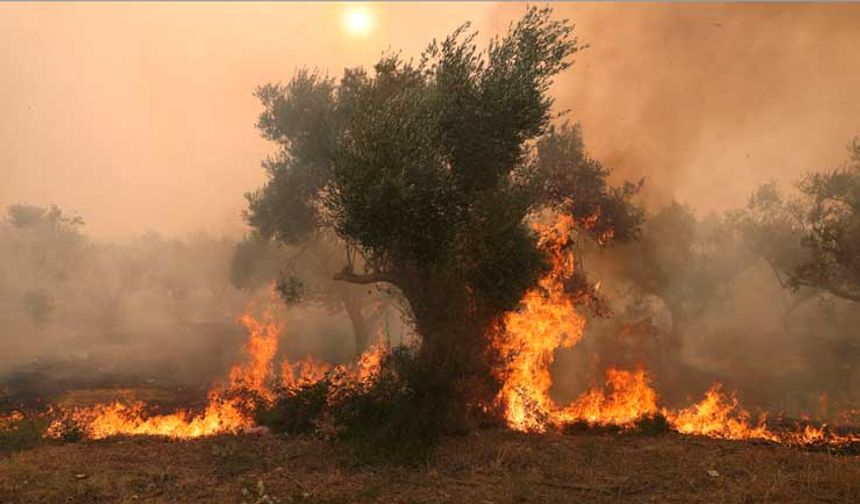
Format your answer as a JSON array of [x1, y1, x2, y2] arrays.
[[492, 213, 859, 447], [493, 215, 586, 431], [46, 399, 250, 440], [47, 308, 283, 439], [0, 411, 25, 431], [47, 307, 386, 440], [227, 311, 282, 402], [559, 368, 658, 426], [42, 213, 858, 446], [280, 356, 332, 390], [664, 384, 776, 441]]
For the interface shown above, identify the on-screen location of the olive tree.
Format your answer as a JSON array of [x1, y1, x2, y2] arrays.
[[246, 7, 642, 427]]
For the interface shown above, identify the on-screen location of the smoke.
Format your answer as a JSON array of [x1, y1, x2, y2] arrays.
[[0, 3, 495, 240], [0, 208, 382, 403], [546, 207, 860, 418], [492, 3, 860, 211], [0, 3, 470, 401], [3, 4, 860, 418], [476, 3, 860, 417]]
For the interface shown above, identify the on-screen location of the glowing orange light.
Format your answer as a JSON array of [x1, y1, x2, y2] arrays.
[[342, 5, 375, 37]]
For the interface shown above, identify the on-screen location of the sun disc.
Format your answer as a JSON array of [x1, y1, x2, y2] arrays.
[[342, 6, 374, 37]]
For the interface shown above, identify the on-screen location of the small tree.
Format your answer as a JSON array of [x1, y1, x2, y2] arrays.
[[246, 7, 642, 428], [0, 204, 87, 327], [738, 138, 860, 303], [792, 139, 860, 301]]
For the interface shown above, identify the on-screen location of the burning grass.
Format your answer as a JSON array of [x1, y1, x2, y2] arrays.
[[40, 307, 392, 443]]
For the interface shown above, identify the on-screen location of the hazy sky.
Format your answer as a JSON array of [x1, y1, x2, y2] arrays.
[[2, 3, 859, 238], [0, 3, 493, 238]]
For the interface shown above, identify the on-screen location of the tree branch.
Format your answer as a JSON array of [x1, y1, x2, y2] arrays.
[[794, 277, 860, 303], [823, 284, 860, 303], [333, 271, 395, 285]]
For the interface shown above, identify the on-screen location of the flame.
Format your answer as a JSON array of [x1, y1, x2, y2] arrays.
[[493, 216, 659, 431], [0, 411, 25, 431], [228, 311, 282, 402], [47, 308, 282, 439], [277, 343, 385, 394], [493, 214, 586, 431], [280, 356, 332, 390], [664, 384, 776, 441], [47, 307, 386, 440], [492, 213, 860, 447], [351, 342, 387, 383], [327, 342, 387, 395], [559, 368, 658, 426], [46, 399, 250, 440]]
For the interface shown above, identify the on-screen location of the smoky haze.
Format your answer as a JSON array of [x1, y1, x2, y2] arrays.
[[2, 3, 860, 415], [489, 3, 860, 415], [493, 3, 860, 209], [4, 3, 859, 235], [0, 3, 494, 239], [1, 2, 490, 403]]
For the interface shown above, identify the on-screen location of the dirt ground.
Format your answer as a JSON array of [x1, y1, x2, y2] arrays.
[[1, 429, 859, 504]]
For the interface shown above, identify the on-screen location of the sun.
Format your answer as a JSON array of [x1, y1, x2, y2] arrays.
[[342, 5, 375, 37]]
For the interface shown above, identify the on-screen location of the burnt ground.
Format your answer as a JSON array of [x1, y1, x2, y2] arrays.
[[1, 429, 859, 504]]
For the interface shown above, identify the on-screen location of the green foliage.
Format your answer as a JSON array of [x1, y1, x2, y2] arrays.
[[256, 381, 330, 436], [230, 235, 283, 290], [329, 348, 446, 460], [528, 123, 644, 244], [1, 204, 88, 288], [732, 182, 809, 288], [5, 204, 83, 230], [633, 413, 671, 436], [792, 139, 860, 301], [230, 230, 396, 355], [247, 6, 639, 311]]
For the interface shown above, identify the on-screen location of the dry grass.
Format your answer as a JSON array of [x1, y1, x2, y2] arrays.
[[1, 430, 859, 503]]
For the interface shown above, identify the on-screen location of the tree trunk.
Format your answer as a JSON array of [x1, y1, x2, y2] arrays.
[[396, 269, 500, 432], [334, 267, 502, 432], [342, 288, 370, 355]]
